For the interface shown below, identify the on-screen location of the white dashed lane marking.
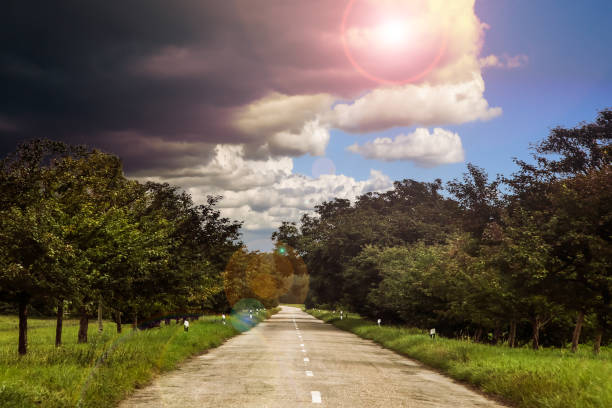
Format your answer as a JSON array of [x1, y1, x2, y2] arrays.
[[306, 370, 314, 377], [304, 357, 309, 362], [311, 391, 322, 404]]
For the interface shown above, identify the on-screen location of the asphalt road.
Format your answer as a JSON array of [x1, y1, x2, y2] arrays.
[[119, 306, 507, 408]]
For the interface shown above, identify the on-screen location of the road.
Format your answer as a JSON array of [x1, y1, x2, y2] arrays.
[[119, 306, 507, 408]]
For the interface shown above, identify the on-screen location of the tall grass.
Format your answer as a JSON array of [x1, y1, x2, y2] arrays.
[[308, 309, 611, 408], [0, 309, 278, 408]]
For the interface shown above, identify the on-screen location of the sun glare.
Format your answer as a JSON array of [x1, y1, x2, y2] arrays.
[[379, 20, 408, 47]]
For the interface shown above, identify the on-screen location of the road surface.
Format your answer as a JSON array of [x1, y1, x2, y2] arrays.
[[119, 306, 507, 407]]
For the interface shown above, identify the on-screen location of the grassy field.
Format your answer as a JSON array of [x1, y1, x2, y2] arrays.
[[307, 309, 611, 408], [0, 309, 279, 408]]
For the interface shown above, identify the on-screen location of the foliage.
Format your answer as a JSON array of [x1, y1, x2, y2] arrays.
[[0, 139, 244, 354], [275, 109, 611, 351]]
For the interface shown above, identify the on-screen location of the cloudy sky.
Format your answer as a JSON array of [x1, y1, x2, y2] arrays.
[[1, 0, 611, 250]]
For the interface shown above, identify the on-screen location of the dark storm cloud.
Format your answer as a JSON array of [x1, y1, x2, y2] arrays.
[[0, 0, 371, 172], [1, 1, 249, 162]]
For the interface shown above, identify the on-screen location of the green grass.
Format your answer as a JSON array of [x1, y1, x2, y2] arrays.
[[307, 309, 612, 408], [0, 309, 279, 408]]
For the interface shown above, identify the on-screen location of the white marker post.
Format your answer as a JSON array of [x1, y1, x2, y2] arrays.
[[430, 328, 436, 339], [377, 318, 381, 327]]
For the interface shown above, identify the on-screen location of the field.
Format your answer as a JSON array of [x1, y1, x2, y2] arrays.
[[307, 309, 612, 408], [0, 309, 277, 408]]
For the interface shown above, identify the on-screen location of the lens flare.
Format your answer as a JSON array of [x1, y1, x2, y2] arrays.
[[231, 298, 264, 332], [223, 245, 309, 309], [341, 0, 448, 85]]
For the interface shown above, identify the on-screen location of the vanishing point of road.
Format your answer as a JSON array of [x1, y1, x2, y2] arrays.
[[119, 306, 507, 408]]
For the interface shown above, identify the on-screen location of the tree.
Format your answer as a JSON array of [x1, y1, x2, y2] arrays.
[[544, 168, 612, 352], [505, 108, 611, 351], [52, 150, 136, 343], [447, 163, 503, 237], [0, 140, 84, 353], [222, 248, 282, 308]]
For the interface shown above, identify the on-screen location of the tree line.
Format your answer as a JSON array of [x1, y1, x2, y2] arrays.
[[222, 244, 309, 308], [0, 140, 243, 354], [273, 109, 611, 352]]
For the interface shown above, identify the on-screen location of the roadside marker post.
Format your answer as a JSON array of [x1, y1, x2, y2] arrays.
[[377, 318, 381, 327], [430, 328, 436, 340]]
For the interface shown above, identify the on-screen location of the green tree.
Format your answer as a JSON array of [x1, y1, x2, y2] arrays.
[[0, 140, 84, 354], [505, 108, 611, 351]]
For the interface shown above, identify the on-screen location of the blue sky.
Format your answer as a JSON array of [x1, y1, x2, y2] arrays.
[[294, 0, 612, 185]]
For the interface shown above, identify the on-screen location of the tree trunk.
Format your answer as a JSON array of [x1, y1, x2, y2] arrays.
[[78, 306, 88, 343], [508, 319, 517, 348], [531, 317, 540, 350], [593, 329, 603, 354], [492, 324, 501, 345], [116, 310, 122, 333], [571, 310, 585, 353], [18, 300, 28, 355], [55, 299, 63, 347], [474, 327, 483, 343], [165, 318, 170, 325], [133, 313, 138, 330], [97, 299, 103, 333]]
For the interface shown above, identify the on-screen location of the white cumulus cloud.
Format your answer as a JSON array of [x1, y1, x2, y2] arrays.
[[213, 168, 392, 231], [327, 76, 501, 133], [480, 54, 529, 69], [232, 92, 334, 158], [347, 128, 465, 167], [135, 145, 393, 234]]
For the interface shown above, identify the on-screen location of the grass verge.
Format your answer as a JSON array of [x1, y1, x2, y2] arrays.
[[0, 308, 278, 408], [307, 309, 611, 408]]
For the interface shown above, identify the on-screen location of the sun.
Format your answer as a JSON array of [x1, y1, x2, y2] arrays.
[[341, 0, 448, 85], [378, 20, 408, 47]]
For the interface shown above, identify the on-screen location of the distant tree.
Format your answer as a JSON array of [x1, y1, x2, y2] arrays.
[[271, 222, 301, 252], [447, 163, 504, 237]]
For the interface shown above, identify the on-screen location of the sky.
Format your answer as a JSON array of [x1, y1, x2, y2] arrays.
[[1, 0, 611, 251]]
